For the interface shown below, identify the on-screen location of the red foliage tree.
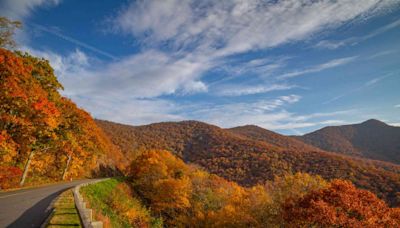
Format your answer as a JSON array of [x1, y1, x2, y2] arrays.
[[282, 179, 400, 227]]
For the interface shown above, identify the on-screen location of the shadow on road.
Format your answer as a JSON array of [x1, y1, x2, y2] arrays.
[[7, 189, 67, 228]]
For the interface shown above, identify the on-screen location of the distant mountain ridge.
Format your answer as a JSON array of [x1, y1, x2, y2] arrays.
[[295, 119, 400, 164], [96, 119, 400, 206], [228, 125, 324, 153]]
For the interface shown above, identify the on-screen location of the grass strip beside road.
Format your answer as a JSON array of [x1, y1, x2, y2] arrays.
[[46, 189, 82, 227]]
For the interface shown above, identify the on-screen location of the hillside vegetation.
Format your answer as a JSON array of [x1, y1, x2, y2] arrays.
[[0, 48, 124, 188], [80, 178, 162, 228], [97, 119, 400, 206], [296, 119, 400, 164], [87, 149, 400, 227]]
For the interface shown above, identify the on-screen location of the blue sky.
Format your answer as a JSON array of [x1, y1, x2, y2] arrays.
[[1, 0, 400, 134]]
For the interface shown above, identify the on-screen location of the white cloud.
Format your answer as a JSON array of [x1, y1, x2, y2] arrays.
[[110, 0, 396, 101], [215, 84, 294, 96], [278, 56, 358, 79], [209, 56, 289, 86], [315, 38, 354, 50], [72, 96, 184, 126], [184, 98, 354, 132], [366, 50, 398, 60], [293, 110, 356, 121], [395, 104, 400, 108], [77, 51, 209, 98], [23, 39, 209, 101], [23, 1, 396, 102], [0, 0, 61, 20], [318, 120, 347, 125], [324, 74, 392, 104], [114, 0, 397, 57], [316, 18, 400, 49], [26, 49, 208, 99], [365, 75, 387, 86]]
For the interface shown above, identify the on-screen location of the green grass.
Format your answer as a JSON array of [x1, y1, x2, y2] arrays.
[[46, 189, 82, 228], [80, 178, 162, 228], [80, 178, 127, 227]]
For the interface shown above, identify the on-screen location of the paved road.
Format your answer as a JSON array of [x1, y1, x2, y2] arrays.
[[0, 179, 92, 228]]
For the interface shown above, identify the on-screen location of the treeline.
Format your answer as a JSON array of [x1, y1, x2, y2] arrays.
[[125, 149, 400, 227], [97, 120, 400, 206], [0, 48, 123, 188]]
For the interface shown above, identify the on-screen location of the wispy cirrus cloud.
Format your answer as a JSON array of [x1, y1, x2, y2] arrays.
[[30, 23, 119, 60], [209, 56, 289, 86], [44, 0, 394, 107], [365, 50, 398, 60], [278, 56, 358, 80], [215, 84, 295, 97], [0, 0, 61, 20], [60, 0, 397, 128], [184, 95, 304, 129], [316, 18, 400, 50], [1, 0, 118, 61], [114, 0, 397, 57], [184, 97, 354, 133], [324, 74, 392, 104]]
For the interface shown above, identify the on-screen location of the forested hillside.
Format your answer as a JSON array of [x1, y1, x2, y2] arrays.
[[0, 48, 124, 188], [229, 125, 324, 152], [97, 119, 400, 206], [124, 149, 400, 227], [296, 119, 400, 164]]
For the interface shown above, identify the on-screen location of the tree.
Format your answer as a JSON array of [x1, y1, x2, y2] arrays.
[[1, 48, 123, 188], [264, 172, 328, 226], [282, 179, 400, 227], [0, 48, 61, 186], [0, 17, 21, 49], [129, 150, 192, 225]]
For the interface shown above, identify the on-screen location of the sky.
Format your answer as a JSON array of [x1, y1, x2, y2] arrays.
[[1, 0, 400, 135]]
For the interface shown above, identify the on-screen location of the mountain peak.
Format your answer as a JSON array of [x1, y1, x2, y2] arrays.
[[360, 119, 387, 127]]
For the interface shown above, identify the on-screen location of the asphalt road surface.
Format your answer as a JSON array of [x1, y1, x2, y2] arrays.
[[0, 179, 92, 228]]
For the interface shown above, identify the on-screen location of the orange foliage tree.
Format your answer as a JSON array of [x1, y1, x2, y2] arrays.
[[0, 48, 123, 188], [0, 48, 61, 186], [129, 150, 192, 221]]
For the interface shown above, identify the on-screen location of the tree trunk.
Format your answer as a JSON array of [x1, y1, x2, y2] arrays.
[[62, 154, 72, 181], [20, 150, 35, 186]]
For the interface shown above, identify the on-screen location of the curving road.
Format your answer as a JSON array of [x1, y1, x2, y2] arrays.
[[0, 179, 91, 228]]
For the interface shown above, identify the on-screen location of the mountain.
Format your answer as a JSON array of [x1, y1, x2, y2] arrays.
[[296, 119, 400, 164], [96, 119, 400, 206], [229, 125, 324, 153]]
